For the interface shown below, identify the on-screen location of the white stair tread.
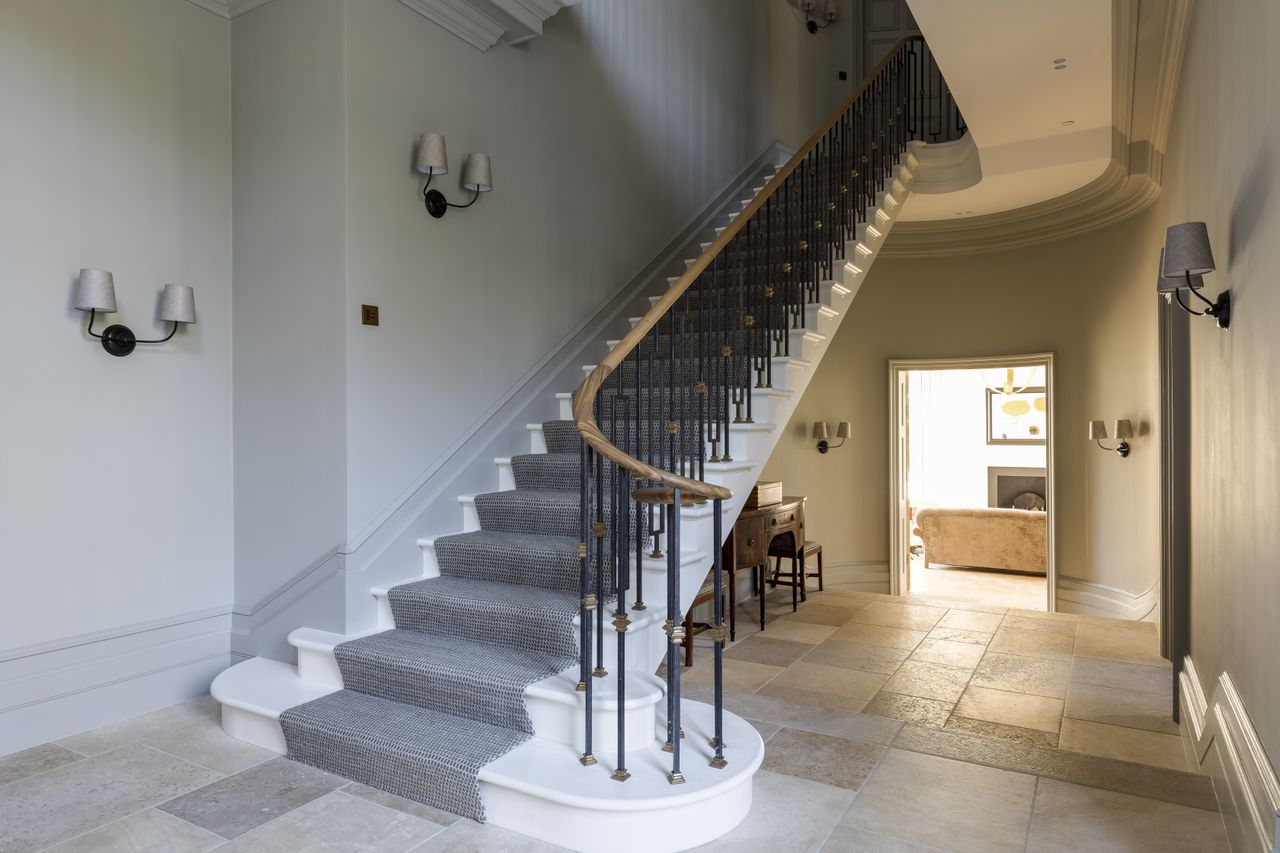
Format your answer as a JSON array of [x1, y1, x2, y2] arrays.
[[211, 657, 335, 718]]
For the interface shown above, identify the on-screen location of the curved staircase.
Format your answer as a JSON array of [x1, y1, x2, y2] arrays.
[[212, 35, 961, 853]]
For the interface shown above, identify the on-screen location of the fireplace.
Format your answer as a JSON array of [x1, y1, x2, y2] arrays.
[[988, 466, 1047, 510]]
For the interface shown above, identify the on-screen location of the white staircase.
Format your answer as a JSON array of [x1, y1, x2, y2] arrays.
[[211, 150, 919, 852]]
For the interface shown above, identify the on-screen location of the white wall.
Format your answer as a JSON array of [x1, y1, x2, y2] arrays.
[[0, 0, 233, 748]]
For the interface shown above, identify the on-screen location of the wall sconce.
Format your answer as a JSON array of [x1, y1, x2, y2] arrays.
[[799, 0, 838, 33], [1089, 419, 1132, 458], [813, 420, 850, 453], [1158, 222, 1229, 329], [415, 132, 492, 219], [74, 269, 196, 357]]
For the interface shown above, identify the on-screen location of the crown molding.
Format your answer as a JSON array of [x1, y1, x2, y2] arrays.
[[398, 0, 580, 51], [883, 0, 1194, 257], [183, 0, 276, 19]]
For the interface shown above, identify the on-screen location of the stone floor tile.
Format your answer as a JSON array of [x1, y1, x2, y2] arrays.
[[841, 748, 1036, 853], [725, 635, 815, 668], [684, 686, 903, 745], [410, 819, 561, 852], [907, 638, 985, 670], [157, 756, 343, 840], [942, 716, 1059, 749], [987, 626, 1075, 660], [937, 609, 1004, 633], [755, 684, 869, 714], [766, 661, 888, 702], [0, 743, 221, 853], [1073, 624, 1165, 664], [41, 808, 222, 853], [762, 728, 886, 790], [821, 825, 947, 852], [751, 619, 839, 645], [971, 651, 1071, 699], [216, 791, 441, 852], [801, 638, 912, 675], [689, 769, 856, 852], [893, 724, 1217, 810], [344, 782, 461, 827], [924, 625, 994, 646], [1059, 718, 1188, 771], [1000, 614, 1079, 636], [1070, 657, 1173, 695], [1064, 682, 1180, 735], [778, 603, 862, 627], [851, 602, 947, 632], [1026, 778, 1227, 852], [881, 660, 973, 703], [0, 742, 84, 786], [954, 685, 1064, 733], [746, 719, 783, 742], [861, 692, 955, 728], [55, 698, 219, 757], [831, 622, 928, 650], [685, 658, 783, 693]]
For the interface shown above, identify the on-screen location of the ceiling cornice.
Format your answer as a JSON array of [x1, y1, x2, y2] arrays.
[[883, 0, 1194, 257], [183, 0, 275, 19]]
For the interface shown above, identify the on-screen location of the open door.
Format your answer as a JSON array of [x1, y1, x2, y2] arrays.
[[1159, 296, 1191, 721], [895, 369, 912, 594]]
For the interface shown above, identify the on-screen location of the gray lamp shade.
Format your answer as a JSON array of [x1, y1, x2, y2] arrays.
[[836, 421, 851, 439], [159, 284, 196, 324], [812, 421, 829, 440], [1113, 419, 1134, 440], [462, 153, 492, 192], [1155, 248, 1203, 293], [1162, 221, 1215, 278], [822, 0, 838, 21], [1088, 420, 1107, 440], [75, 268, 117, 312], [415, 132, 448, 175]]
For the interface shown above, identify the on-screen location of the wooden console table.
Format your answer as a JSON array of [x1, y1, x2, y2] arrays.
[[722, 496, 806, 636]]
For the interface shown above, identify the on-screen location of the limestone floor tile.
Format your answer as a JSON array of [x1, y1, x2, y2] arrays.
[[157, 756, 344, 840], [925, 625, 994, 645], [851, 602, 947, 632], [42, 808, 222, 853], [755, 684, 869, 714], [831, 622, 928, 651], [747, 719, 783, 742], [684, 686, 903, 745], [1073, 624, 1165, 664], [987, 626, 1075, 660], [411, 818, 562, 852], [971, 650, 1071, 699], [752, 619, 838, 645], [1064, 682, 1179, 735], [1000, 614, 1079, 636], [216, 791, 442, 852], [881, 660, 973, 703], [861, 691, 955, 728], [725, 635, 815, 668], [344, 782, 460, 827], [55, 699, 218, 757], [841, 748, 1036, 853], [778, 603, 861, 627], [762, 728, 886, 790], [690, 769, 857, 852], [938, 609, 1004, 633], [821, 825, 947, 852], [766, 661, 887, 702], [685, 658, 783, 693], [1059, 718, 1188, 771], [1070, 657, 1173, 695], [1026, 778, 1228, 852], [0, 742, 84, 786], [0, 743, 221, 853], [953, 685, 1064, 734], [942, 716, 1059, 749], [907, 638, 985, 670], [801, 638, 911, 675]]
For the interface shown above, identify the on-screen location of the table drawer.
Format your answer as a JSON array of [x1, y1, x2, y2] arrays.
[[765, 508, 799, 532], [735, 518, 766, 565]]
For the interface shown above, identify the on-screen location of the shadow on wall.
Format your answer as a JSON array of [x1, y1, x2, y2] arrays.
[[1228, 133, 1272, 265]]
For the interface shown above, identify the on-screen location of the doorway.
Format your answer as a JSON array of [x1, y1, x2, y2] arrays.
[[889, 354, 1056, 612]]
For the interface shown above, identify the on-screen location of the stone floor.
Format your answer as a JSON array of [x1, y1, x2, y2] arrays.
[[0, 585, 1228, 852], [908, 559, 1047, 612]]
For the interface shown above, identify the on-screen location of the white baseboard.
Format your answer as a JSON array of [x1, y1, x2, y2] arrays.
[[1180, 656, 1280, 853], [1055, 575, 1159, 621], [825, 560, 891, 592], [0, 608, 232, 756]]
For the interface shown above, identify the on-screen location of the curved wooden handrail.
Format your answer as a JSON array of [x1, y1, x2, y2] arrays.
[[572, 35, 926, 501]]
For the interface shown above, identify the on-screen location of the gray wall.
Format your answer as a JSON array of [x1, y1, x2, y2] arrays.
[[1159, 0, 1280, 769]]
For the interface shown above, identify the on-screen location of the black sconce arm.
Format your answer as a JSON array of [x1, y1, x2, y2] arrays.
[[422, 172, 480, 218]]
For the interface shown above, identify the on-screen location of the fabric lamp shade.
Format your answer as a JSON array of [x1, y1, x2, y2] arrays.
[[1163, 222, 1215, 277], [75, 268, 117, 312], [812, 421, 829, 440], [836, 421, 851, 439], [159, 284, 196, 324], [822, 0, 838, 21], [1155, 248, 1203, 293], [1088, 420, 1107, 440], [415, 132, 448, 175], [1113, 419, 1134, 440], [462, 153, 492, 192]]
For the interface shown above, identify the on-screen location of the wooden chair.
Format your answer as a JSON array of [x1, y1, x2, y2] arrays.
[[682, 567, 735, 667], [769, 538, 824, 602]]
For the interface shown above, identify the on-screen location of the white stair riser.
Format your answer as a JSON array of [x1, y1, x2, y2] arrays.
[[496, 457, 516, 491], [221, 704, 287, 754]]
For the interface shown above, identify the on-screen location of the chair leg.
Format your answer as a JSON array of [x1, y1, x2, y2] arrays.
[[791, 555, 798, 611], [729, 569, 737, 642], [683, 612, 694, 668], [818, 550, 824, 591], [770, 555, 779, 589], [799, 551, 807, 602], [758, 566, 766, 630]]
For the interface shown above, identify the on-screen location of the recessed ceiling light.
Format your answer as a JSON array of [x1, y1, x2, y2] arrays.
[[1062, 120, 1075, 126]]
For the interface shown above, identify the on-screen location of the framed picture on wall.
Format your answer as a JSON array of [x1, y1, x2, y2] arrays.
[[986, 387, 1047, 445]]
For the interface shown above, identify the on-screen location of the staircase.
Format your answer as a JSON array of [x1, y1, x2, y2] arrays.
[[211, 36, 962, 853]]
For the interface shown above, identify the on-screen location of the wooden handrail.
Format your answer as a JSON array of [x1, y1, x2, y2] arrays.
[[572, 35, 926, 501]]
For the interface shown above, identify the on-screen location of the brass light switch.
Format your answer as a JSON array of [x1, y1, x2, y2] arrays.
[[361, 304, 379, 326]]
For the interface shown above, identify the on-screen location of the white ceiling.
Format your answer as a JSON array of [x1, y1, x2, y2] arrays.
[[901, 0, 1113, 221]]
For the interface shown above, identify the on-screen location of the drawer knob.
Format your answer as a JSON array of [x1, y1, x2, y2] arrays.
[[770, 518, 777, 526], [747, 538, 756, 546]]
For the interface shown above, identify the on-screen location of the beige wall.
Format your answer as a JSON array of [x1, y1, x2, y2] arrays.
[[762, 206, 1165, 607], [1158, 0, 1280, 770]]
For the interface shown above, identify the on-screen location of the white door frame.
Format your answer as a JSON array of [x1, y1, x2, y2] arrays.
[[887, 353, 1057, 612]]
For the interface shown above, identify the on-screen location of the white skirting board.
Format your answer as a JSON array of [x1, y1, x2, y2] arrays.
[[1179, 656, 1280, 853], [1055, 575, 1159, 622]]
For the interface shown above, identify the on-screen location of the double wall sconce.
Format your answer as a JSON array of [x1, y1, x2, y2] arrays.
[[813, 420, 850, 453], [1158, 221, 1230, 329], [74, 269, 196, 357], [799, 0, 838, 33], [1089, 419, 1133, 458], [415, 132, 492, 219]]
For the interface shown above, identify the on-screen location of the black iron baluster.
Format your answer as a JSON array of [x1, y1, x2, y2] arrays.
[[612, 394, 631, 782], [666, 488, 684, 785], [710, 496, 726, 769], [578, 442, 596, 767]]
